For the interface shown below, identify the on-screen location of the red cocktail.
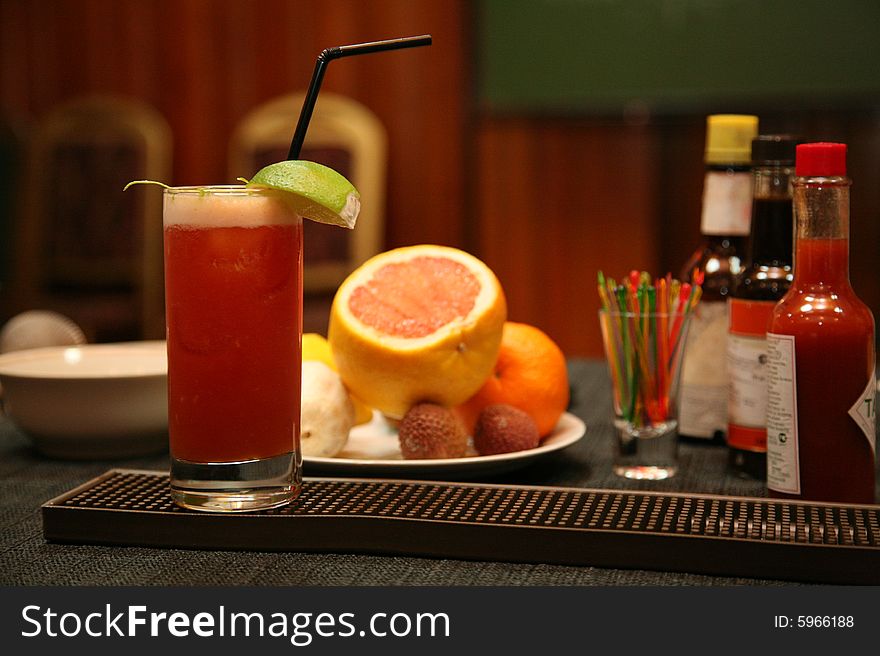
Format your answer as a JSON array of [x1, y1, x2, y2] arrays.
[[163, 186, 302, 511]]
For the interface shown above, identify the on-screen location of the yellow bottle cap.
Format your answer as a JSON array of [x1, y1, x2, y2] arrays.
[[705, 114, 758, 165]]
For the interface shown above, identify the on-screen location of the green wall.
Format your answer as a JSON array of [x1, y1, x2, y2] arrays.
[[479, 0, 880, 113]]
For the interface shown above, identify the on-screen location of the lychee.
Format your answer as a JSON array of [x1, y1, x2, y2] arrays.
[[398, 403, 467, 459], [473, 404, 540, 455]]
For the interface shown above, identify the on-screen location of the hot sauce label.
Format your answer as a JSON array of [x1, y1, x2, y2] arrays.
[[728, 298, 776, 452], [765, 333, 800, 495], [848, 367, 876, 454]]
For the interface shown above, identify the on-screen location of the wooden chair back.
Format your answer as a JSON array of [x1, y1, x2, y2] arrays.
[[229, 92, 387, 295], [15, 95, 171, 340]]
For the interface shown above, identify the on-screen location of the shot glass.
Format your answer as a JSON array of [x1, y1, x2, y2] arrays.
[[163, 186, 303, 511], [599, 309, 692, 480]]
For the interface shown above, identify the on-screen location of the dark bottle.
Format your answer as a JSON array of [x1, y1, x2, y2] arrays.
[[727, 135, 798, 478], [679, 115, 758, 441]]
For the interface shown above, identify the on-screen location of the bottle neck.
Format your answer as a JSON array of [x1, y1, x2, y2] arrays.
[[747, 165, 794, 266], [792, 176, 851, 285]]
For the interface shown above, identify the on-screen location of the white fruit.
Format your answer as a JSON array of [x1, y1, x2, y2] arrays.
[[300, 361, 355, 457]]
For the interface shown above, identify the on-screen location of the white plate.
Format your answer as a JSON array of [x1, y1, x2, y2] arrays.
[[304, 411, 585, 478]]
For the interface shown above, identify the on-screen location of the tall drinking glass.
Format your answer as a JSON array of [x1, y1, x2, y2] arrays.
[[163, 186, 302, 511]]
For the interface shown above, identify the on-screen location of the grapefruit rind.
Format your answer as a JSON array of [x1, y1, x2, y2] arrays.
[[332, 246, 502, 351], [329, 245, 507, 419]]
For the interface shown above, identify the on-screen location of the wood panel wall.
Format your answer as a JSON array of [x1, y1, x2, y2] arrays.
[[475, 117, 660, 356], [0, 0, 469, 250]]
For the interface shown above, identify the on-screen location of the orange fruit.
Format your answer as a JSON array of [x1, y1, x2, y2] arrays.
[[328, 245, 507, 419], [455, 322, 569, 437]]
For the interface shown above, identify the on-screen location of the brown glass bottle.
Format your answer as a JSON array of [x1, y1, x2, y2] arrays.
[[727, 135, 798, 478], [678, 115, 757, 442]]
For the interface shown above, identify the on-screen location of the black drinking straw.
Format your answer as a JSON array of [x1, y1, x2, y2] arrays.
[[287, 34, 432, 160]]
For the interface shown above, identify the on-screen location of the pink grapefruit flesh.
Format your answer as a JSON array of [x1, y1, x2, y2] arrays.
[[347, 256, 481, 339]]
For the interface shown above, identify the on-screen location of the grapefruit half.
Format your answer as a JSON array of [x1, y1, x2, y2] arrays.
[[329, 245, 507, 418]]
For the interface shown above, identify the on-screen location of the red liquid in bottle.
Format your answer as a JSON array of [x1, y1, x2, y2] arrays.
[[767, 239, 875, 502], [766, 143, 876, 504]]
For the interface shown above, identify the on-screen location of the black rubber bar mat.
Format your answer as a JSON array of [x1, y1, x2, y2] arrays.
[[42, 469, 880, 584]]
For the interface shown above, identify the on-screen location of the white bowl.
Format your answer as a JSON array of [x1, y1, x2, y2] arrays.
[[0, 341, 168, 459]]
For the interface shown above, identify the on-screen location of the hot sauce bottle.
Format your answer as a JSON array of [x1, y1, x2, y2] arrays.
[[766, 143, 876, 504], [679, 114, 758, 441], [727, 135, 798, 478]]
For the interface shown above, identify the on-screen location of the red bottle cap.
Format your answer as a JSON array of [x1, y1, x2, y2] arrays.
[[796, 142, 847, 177]]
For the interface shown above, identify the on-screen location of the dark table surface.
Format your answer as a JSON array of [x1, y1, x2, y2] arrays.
[[3, 359, 876, 586]]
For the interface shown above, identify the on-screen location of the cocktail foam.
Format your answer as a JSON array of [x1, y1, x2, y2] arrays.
[[163, 186, 301, 227]]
